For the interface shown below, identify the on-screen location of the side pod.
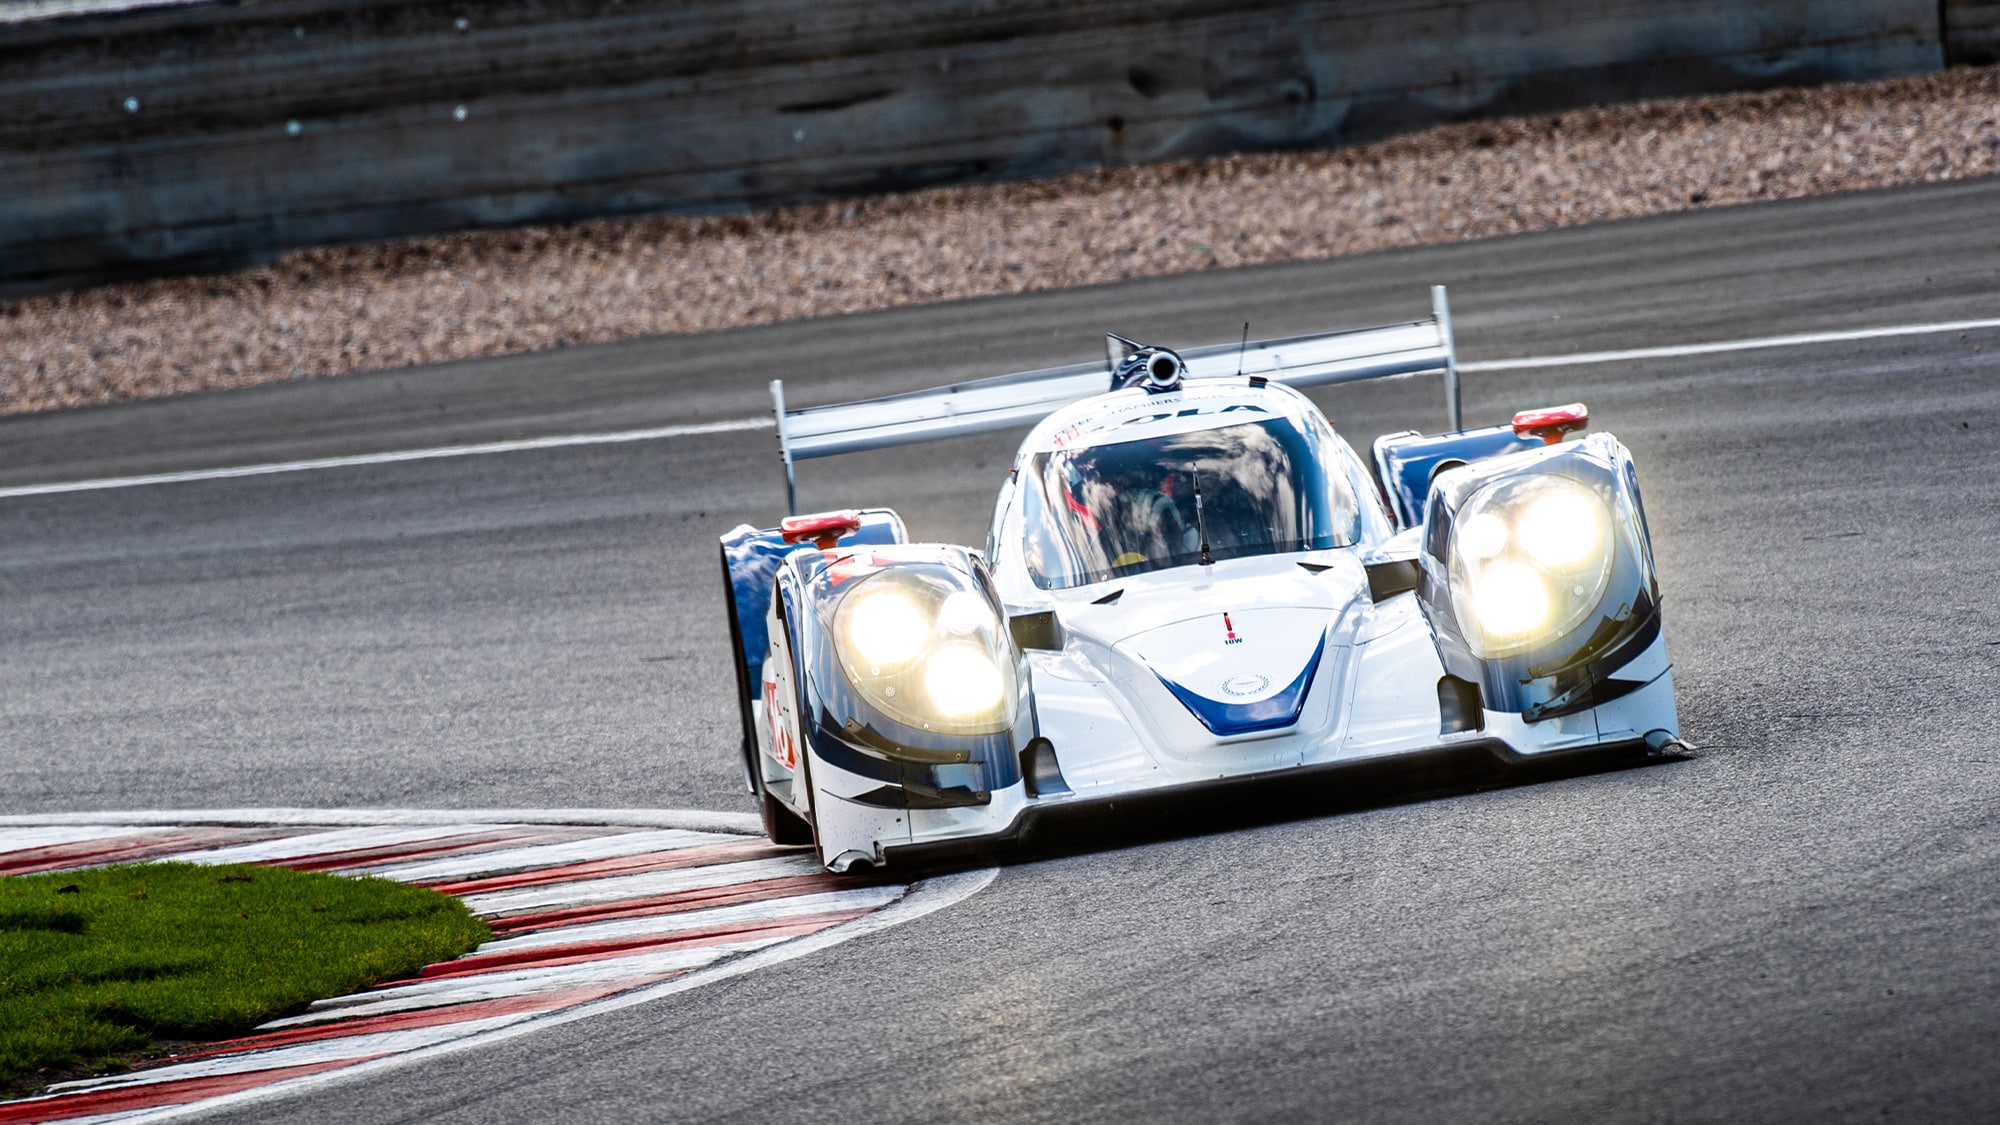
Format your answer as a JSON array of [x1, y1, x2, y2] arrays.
[[1417, 434, 1664, 722], [718, 509, 907, 792]]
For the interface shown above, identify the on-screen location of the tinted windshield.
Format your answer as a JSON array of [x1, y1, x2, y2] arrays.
[[1020, 417, 1360, 589]]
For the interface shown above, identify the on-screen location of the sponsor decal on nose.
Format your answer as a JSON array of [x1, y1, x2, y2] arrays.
[[1219, 673, 1270, 697], [1223, 613, 1242, 645]]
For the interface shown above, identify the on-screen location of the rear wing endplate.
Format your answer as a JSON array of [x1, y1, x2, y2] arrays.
[[772, 285, 1460, 513]]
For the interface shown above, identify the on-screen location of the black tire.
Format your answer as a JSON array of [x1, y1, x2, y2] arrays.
[[760, 651, 820, 849], [760, 783, 815, 846], [718, 541, 763, 794]]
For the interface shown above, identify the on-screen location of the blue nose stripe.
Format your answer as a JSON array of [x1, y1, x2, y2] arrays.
[[1157, 637, 1326, 735]]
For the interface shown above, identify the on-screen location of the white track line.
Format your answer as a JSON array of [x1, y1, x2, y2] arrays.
[[3, 314, 1993, 503], [0, 417, 771, 499], [160, 825, 519, 866], [1457, 316, 2000, 372], [458, 854, 825, 915], [1, 0, 209, 25], [360, 829, 742, 882], [0, 826, 155, 852], [471, 886, 906, 955], [267, 938, 794, 1026], [0, 808, 764, 834], [49, 1018, 537, 1094], [102, 866, 997, 1124]]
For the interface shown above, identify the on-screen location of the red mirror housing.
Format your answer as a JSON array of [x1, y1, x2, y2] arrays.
[[1511, 403, 1589, 445], [780, 509, 864, 550]]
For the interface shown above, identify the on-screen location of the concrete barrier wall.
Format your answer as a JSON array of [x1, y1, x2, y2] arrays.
[[0, 0, 1947, 297]]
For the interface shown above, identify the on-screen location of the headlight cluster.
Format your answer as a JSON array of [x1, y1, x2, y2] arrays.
[[832, 571, 1016, 734], [1448, 475, 1615, 658]]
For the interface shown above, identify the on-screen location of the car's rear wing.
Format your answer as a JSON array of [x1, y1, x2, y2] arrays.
[[771, 285, 1461, 512]]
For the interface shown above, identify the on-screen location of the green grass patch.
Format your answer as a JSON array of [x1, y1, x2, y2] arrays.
[[0, 862, 489, 1094]]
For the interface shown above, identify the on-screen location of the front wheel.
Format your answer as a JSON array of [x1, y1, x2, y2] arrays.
[[759, 664, 819, 848], [760, 784, 815, 846]]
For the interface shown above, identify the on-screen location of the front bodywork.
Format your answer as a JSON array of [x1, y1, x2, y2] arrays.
[[729, 380, 1678, 872]]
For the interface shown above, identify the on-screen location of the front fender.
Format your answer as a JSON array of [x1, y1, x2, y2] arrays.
[[719, 509, 906, 792], [1418, 433, 1667, 721], [788, 544, 1032, 811]]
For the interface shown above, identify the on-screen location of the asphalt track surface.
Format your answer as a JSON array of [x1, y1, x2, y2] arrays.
[[3, 176, 1999, 1121]]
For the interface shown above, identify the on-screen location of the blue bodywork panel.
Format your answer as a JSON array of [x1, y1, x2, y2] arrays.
[[720, 510, 907, 699], [1372, 425, 1544, 528], [1158, 637, 1327, 737]]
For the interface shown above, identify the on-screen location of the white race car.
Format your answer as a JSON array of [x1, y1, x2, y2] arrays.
[[720, 289, 1681, 872]]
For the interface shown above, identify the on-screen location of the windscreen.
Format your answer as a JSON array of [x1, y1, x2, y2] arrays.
[[1020, 416, 1360, 589]]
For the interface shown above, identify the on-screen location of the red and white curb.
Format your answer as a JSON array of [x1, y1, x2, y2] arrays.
[[0, 809, 994, 1124]]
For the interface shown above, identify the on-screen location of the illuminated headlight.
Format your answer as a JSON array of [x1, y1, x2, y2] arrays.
[[1448, 476, 1614, 658], [842, 590, 931, 667], [923, 645, 1006, 717], [831, 570, 1017, 734]]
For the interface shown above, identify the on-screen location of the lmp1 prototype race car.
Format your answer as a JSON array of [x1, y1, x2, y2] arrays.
[[720, 287, 1681, 872]]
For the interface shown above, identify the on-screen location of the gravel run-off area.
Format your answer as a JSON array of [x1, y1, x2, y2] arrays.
[[3, 65, 1997, 416]]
